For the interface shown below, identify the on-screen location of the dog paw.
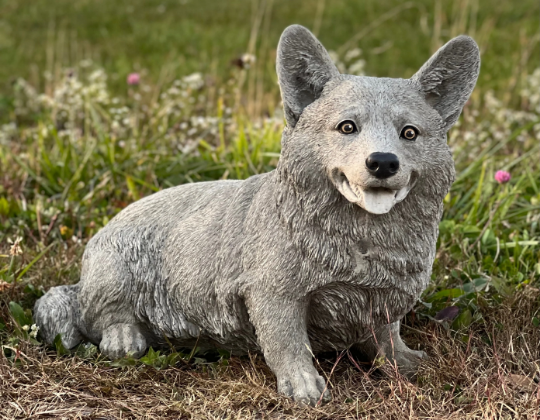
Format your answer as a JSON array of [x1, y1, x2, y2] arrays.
[[100, 323, 148, 360], [391, 348, 427, 379], [277, 368, 331, 406]]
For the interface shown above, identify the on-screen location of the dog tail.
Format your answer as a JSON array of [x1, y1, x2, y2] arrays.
[[33, 284, 84, 349]]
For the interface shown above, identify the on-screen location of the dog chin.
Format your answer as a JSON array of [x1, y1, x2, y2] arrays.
[[334, 173, 415, 215]]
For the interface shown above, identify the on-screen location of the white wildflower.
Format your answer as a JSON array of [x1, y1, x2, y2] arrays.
[[8, 236, 23, 256], [30, 324, 39, 338], [344, 48, 362, 62], [240, 53, 256, 69], [348, 59, 366, 76], [182, 73, 204, 90]]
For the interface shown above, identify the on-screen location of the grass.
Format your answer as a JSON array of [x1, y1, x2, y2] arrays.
[[3, 293, 540, 418], [0, 0, 539, 114], [1, 0, 540, 418]]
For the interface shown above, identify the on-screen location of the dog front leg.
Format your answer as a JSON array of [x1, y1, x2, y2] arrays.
[[247, 295, 331, 406]]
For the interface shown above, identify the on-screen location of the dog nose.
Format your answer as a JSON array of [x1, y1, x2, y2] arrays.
[[365, 153, 400, 179]]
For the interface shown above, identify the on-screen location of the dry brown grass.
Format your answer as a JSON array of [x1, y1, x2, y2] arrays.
[[2, 281, 540, 420]]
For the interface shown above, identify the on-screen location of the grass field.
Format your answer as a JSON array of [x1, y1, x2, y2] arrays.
[[1, 0, 540, 418]]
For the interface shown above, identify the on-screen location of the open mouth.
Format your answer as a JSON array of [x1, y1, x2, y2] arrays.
[[334, 171, 417, 214]]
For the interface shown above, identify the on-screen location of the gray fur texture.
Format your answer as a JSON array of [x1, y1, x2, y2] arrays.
[[34, 25, 480, 405]]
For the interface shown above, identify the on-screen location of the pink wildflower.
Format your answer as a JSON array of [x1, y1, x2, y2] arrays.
[[494, 170, 511, 184], [127, 73, 140, 85]]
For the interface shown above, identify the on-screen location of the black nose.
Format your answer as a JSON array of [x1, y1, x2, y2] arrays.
[[365, 152, 400, 179]]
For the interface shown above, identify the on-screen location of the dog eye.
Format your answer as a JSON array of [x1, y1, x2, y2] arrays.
[[401, 126, 418, 141], [337, 121, 357, 135]]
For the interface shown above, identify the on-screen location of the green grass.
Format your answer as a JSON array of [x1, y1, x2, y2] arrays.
[[1, 0, 539, 115], [1, 0, 540, 418]]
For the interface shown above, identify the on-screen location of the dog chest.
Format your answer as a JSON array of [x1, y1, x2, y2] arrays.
[[304, 239, 431, 352], [307, 280, 419, 352]]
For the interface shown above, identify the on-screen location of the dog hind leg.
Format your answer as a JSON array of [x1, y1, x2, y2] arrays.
[[78, 249, 153, 359], [99, 323, 148, 359]]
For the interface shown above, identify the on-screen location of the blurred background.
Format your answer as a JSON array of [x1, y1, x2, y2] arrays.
[[0, 0, 539, 116]]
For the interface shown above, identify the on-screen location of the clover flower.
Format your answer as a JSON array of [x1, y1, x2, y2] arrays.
[[127, 73, 141, 85], [495, 170, 511, 184]]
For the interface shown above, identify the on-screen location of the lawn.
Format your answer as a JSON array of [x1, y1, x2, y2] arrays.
[[1, 0, 540, 418]]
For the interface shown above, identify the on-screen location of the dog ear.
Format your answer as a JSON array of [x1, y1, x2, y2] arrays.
[[411, 36, 480, 131], [277, 25, 340, 128]]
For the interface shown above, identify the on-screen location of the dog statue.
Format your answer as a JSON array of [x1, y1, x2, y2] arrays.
[[34, 25, 479, 405]]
